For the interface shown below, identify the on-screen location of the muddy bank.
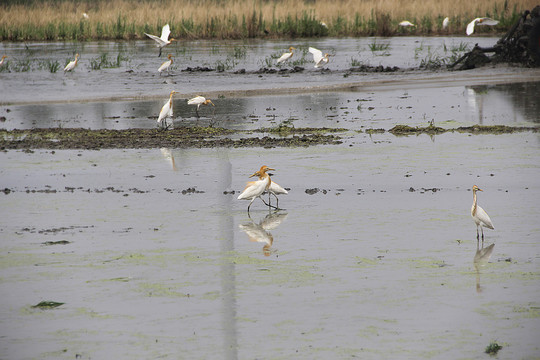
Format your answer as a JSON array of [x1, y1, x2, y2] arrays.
[[1, 125, 538, 149], [0, 127, 344, 149]]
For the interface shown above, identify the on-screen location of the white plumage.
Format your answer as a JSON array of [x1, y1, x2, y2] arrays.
[[145, 24, 175, 57], [64, 53, 79, 72], [442, 17, 450, 30], [237, 166, 274, 212], [158, 54, 173, 75], [157, 90, 177, 129], [308, 47, 331, 68], [276, 47, 295, 64], [399, 20, 416, 27], [466, 17, 499, 36], [471, 185, 494, 240], [187, 96, 214, 117]]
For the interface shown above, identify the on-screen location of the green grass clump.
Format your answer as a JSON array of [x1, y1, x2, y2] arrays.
[[485, 341, 503, 355]]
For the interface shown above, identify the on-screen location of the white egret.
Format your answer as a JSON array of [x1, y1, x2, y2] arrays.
[[442, 17, 450, 30], [63, 53, 79, 72], [251, 168, 288, 208], [237, 165, 274, 212], [466, 17, 499, 36], [276, 47, 296, 65], [145, 24, 176, 57], [399, 20, 416, 27], [0, 55, 7, 67], [157, 90, 178, 129], [471, 185, 494, 241], [187, 96, 214, 118], [158, 54, 173, 75], [82, 12, 89, 20], [308, 47, 331, 68]]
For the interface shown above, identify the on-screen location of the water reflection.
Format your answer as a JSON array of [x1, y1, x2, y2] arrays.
[[239, 211, 288, 256], [160, 148, 177, 171], [466, 82, 540, 124], [473, 241, 495, 293]]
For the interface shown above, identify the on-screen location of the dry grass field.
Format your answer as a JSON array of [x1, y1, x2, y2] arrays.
[[0, 0, 537, 40]]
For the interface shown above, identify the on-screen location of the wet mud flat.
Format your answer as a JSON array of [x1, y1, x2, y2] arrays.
[[1, 37, 540, 359], [1, 130, 540, 359]]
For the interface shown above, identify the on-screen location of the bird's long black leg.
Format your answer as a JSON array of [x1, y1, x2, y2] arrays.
[[158, 47, 162, 57]]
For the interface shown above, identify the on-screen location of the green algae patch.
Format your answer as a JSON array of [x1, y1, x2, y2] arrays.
[[32, 301, 64, 309], [389, 124, 539, 136], [485, 341, 503, 355]]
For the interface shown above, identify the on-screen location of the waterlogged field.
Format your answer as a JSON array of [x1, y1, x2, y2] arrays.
[[1, 38, 540, 359]]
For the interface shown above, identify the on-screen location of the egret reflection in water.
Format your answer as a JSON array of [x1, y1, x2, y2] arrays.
[[239, 211, 288, 256], [160, 148, 177, 171], [474, 242, 495, 293]]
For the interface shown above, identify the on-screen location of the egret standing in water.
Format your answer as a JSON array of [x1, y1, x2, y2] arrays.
[[466, 17, 499, 36], [471, 185, 494, 241], [145, 24, 175, 57], [64, 53, 79, 72], [251, 168, 288, 209], [158, 54, 173, 76], [0, 55, 7, 67], [276, 47, 296, 65], [308, 47, 331, 68], [237, 166, 274, 213], [157, 90, 178, 129], [187, 96, 214, 118]]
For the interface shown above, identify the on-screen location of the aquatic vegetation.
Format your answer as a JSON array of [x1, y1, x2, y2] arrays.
[[89, 52, 127, 70], [32, 301, 64, 309], [485, 341, 503, 355]]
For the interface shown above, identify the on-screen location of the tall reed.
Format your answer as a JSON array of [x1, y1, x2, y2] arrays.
[[0, 0, 535, 40]]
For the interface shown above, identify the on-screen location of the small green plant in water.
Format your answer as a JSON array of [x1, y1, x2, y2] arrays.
[[485, 341, 502, 355], [32, 301, 64, 309]]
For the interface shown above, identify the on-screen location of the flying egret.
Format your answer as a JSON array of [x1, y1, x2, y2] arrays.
[[158, 54, 173, 75], [442, 17, 450, 30], [63, 53, 79, 72], [466, 17, 499, 36], [399, 20, 416, 27], [276, 47, 296, 65], [237, 165, 274, 213], [157, 90, 178, 130], [471, 185, 494, 241], [145, 24, 176, 57], [0, 55, 7, 67], [187, 96, 214, 118], [308, 47, 331, 68]]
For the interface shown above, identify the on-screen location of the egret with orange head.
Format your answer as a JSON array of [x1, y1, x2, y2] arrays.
[[238, 165, 275, 212]]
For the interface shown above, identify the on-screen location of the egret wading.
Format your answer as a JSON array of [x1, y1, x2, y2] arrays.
[[251, 168, 288, 209], [0, 55, 7, 67], [276, 47, 296, 65], [64, 53, 79, 72], [145, 24, 176, 57], [158, 54, 173, 75], [237, 166, 275, 213], [471, 185, 494, 241], [187, 96, 214, 118], [157, 90, 178, 129]]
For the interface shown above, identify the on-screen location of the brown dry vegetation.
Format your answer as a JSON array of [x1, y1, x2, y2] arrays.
[[0, 0, 537, 40]]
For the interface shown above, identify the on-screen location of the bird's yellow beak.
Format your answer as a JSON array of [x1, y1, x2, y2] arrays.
[[209, 100, 215, 106]]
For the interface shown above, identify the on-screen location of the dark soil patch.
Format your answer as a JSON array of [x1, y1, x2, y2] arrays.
[[0, 126, 344, 150]]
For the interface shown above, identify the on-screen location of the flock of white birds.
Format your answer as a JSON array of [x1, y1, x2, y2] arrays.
[[1, 17, 499, 226]]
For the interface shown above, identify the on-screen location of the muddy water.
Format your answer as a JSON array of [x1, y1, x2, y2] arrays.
[[2, 132, 540, 359], [1, 37, 540, 359]]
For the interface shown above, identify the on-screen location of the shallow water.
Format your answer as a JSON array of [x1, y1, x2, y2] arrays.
[[1, 37, 540, 359], [1, 132, 540, 359]]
